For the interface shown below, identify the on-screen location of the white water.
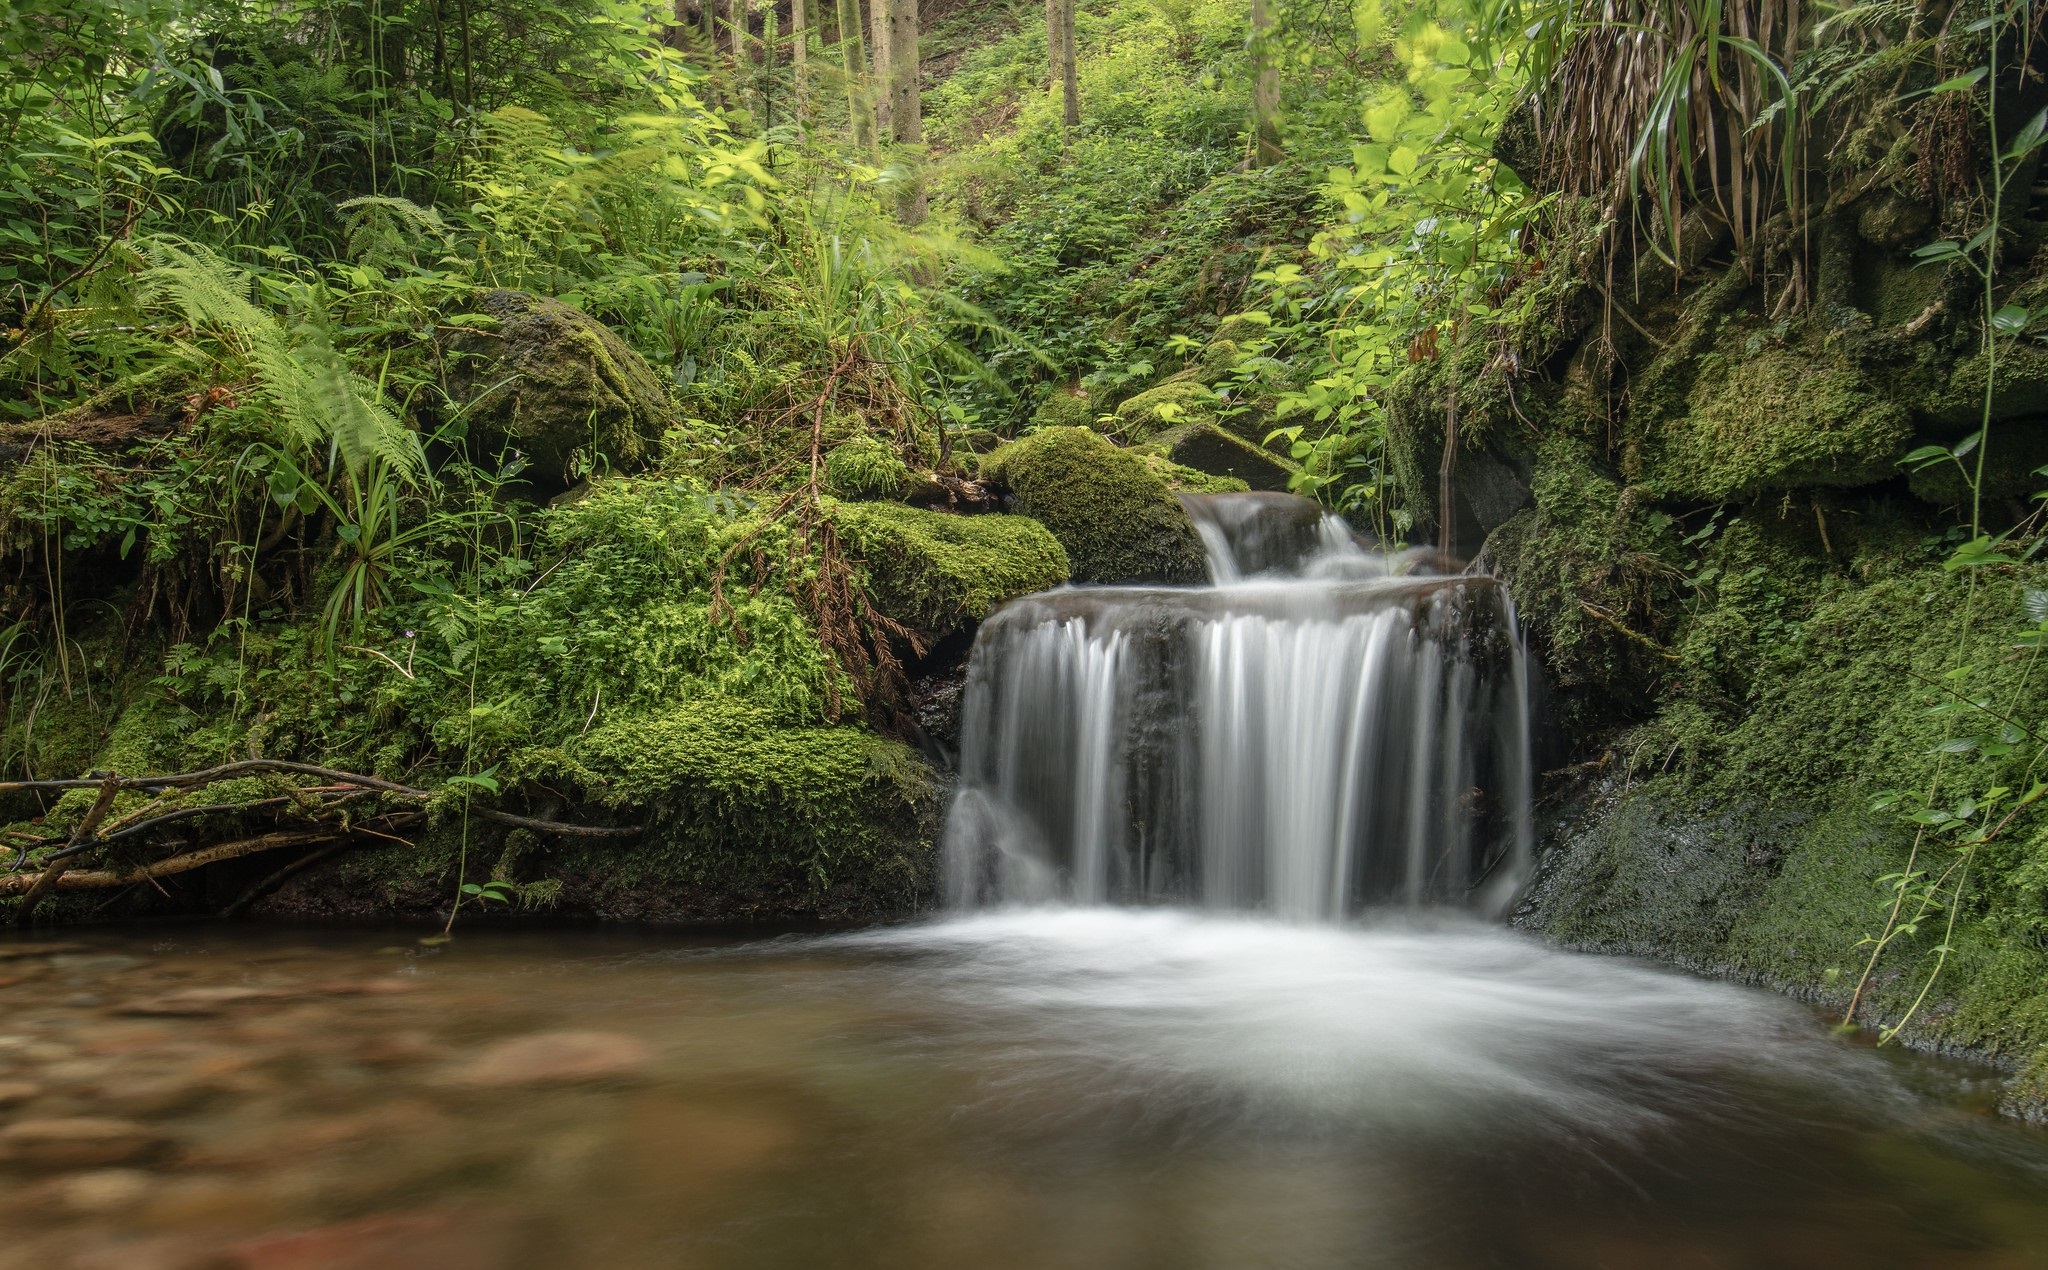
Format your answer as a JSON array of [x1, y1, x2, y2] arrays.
[[836, 909, 1890, 1144], [944, 492, 1533, 918]]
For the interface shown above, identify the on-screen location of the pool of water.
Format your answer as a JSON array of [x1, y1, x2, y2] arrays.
[[1, 909, 2044, 1269]]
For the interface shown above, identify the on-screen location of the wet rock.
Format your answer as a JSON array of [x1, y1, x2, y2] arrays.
[[0, 1117, 168, 1169], [210, 1208, 515, 1270], [51, 1168, 155, 1215], [116, 987, 285, 1017], [447, 1031, 654, 1088], [95, 1074, 224, 1119]]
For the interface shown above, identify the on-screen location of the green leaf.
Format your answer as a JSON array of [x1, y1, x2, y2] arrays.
[[1386, 146, 1419, 177], [1994, 305, 2031, 335]]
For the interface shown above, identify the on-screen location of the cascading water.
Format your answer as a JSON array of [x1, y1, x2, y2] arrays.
[[943, 491, 1534, 919]]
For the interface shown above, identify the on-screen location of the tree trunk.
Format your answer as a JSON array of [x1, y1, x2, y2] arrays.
[[1251, 0, 1282, 166], [836, 0, 872, 149], [792, 0, 809, 125], [1060, 0, 1079, 129], [888, 0, 925, 221], [872, 0, 894, 140], [759, 0, 776, 129], [1045, 0, 1064, 105]]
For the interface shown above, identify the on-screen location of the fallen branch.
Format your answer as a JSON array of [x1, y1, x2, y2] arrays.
[[15, 773, 121, 925], [0, 761, 641, 839], [0, 830, 346, 896]]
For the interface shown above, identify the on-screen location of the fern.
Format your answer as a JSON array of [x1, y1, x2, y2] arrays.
[[139, 238, 422, 482]]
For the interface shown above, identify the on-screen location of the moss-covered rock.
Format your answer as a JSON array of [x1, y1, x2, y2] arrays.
[[1115, 378, 1219, 437], [1930, 345, 2048, 429], [1031, 389, 1099, 431], [831, 501, 1069, 634], [823, 437, 912, 501], [1644, 348, 1911, 500], [1908, 426, 2048, 506], [449, 290, 672, 483], [1142, 420, 1298, 491], [979, 427, 1208, 584]]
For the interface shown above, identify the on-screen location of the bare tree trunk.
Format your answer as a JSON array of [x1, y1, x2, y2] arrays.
[[872, 0, 894, 140], [760, 0, 776, 129], [792, 0, 809, 126], [1251, 0, 1282, 166], [1060, 0, 1079, 129], [888, 0, 925, 221], [836, 0, 872, 149], [1045, 0, 1064, 103]]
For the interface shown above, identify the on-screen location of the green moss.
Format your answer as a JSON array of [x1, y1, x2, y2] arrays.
[[1931, 345, 2048, 429], [1479, 438, 1682, 722], [1908, 427, 2048, 506], [1141, 454, 1250, 493], [830, 500, 1069, 633], [1211, 314, 1270, 346], [1031, 389, 1099, 431], [1114, 378, 1218, 438], [449, 290, 673, 483], [979, 427, 1209, 584], [1141, 420, 1297, 491], [823, 437, 913, 501], [563, 696, 936, 915], [1646, 348, 1911, 500]]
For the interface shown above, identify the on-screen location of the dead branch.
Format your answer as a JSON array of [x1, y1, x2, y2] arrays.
[[0, 762, 641, 839], [0, 830, 349, 897]]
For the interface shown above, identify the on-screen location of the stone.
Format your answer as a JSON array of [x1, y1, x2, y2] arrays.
[[1144, 421, 1299, 492], [0, 1118, 168, 1169], [446, 290, 672, 485], [978, 427, 1209, 585], [116, 988, 283, 1018], [446, 1031, 654, 1088], [52, 1168, 154, 1215], [210, 1209, 515, 1270], [829, 501, 1069, 635]]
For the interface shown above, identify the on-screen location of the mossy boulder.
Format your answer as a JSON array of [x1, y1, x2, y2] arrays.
[[1142, 421, 1298, 491], [1115, 378, 1219, 437], [1643, 348, 1911, 501], [449, 290, 672, 483], [823, 437, 912, 501], [831, 501, 1069, 633], [1930, 345, 2048, 429], [1031, 389, 1098, 432], [979, 427, 1209, 584]]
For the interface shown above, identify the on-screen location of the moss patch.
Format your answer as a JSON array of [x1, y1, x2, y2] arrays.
[[1115, 378, 1219, 437], [980, 427, 1208, 584], [1142, 420, 1297, 491], [830, 501, 1069, 634], [1646, 348, 1911, 500], [823, 437, 913, 501]]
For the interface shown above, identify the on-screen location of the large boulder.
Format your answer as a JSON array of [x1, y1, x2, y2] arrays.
[[449, 290, 671, 482], [830, 501, 1070, 634], [1642, 347, 1911, 501], [978, 427, 1208, 584]]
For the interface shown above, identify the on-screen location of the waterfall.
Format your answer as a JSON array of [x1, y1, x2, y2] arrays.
[[943, 492, 1534, 920]]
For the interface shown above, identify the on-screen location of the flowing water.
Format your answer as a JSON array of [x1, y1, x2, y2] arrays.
[[8, 493, 2048, 1267], [945, 492, 1531, 917], [1, 918, 2046, 1270]]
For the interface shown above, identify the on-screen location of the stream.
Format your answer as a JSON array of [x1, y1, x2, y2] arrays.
[[2, 914, 2047, 1269], [7, 493, 2046, 1268]]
